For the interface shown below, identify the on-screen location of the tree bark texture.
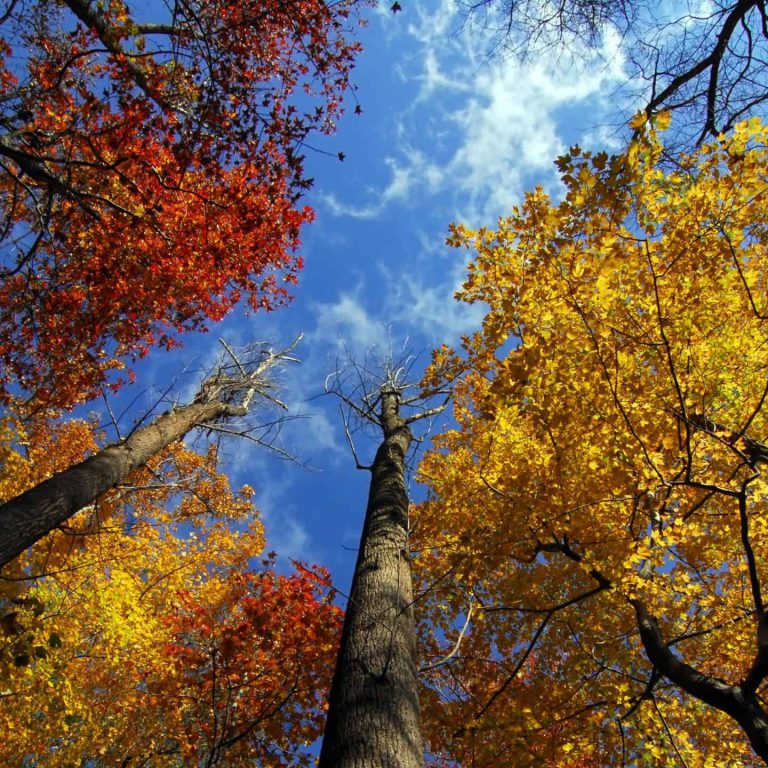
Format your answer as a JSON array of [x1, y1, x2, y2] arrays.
[[319, 390, 424, 768], [0, 399, 236, 568]]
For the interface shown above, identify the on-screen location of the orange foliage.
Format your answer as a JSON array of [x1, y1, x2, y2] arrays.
[[0, 0, 363, 407], [0, 417, 341, 765]]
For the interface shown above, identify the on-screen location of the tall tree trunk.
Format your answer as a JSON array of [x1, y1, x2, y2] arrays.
[[0, 399, 239, 568], [319, 389, 424, 768]]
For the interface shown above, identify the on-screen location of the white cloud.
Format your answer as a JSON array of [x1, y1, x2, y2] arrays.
[[387, 264, 485, 345], [308, 292, 390, 353], [319, 156, 418, 219], [381, 157, 415, 202], [263, 510, 313, 563], [431, 23, 628, 222], [319, 193, 383, 220], [405, 0, 468, 49], [412, 46, 468, 103], [321, 5, 629, 225]]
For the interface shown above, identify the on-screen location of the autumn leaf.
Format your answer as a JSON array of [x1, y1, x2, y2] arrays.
[[0, 0, 365, 409]]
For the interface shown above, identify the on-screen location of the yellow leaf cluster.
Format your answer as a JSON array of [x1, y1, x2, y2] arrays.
[[0, 415, 335, 766], [416, 118, 768, 766]]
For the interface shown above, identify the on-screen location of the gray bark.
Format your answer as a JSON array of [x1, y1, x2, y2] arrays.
[[0, 399, 239, 568], [319, 389, 423, 768]]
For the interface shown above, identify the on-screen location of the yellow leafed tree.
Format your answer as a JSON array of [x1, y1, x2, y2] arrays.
[[416, 117, 768, 766]]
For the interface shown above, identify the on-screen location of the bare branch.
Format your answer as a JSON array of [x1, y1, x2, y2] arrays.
[[420, 596, 475, 673], [340, 404, 372, 471], [468, 0, 768, 146]]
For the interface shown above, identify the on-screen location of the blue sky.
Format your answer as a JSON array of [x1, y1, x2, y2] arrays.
[[105, 0, 636, 588]]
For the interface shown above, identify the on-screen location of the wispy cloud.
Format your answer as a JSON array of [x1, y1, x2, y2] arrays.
[[321, 6, 629, 225], [385, 262, 485, 345], [445, 38, 627, 222], [318, 156, 417, 219], [308, 292, 391, 354]]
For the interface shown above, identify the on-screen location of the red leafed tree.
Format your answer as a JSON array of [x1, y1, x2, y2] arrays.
[[165, 565, 342, 766], [0, 0, 362, 407]]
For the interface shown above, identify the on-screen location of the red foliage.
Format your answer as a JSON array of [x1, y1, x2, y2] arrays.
[[162, 562, 342, 765], [0, 0, 363, 407]]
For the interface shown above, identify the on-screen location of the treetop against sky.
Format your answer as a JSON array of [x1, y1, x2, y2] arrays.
[[45, 0, 635, 574], [416, 115, 768, 766]]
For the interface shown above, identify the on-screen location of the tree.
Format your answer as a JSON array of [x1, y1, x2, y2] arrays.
[[0, 419, 341, 766], [0, 0, 362, 408], [465, 0, 768, 145], [319, 350, 449, 768], [0, 337, 300, 568], [415, 116, 768, 765]]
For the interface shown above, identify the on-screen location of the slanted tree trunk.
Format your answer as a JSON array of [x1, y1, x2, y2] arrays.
[[0, 336, 300, 568], [319, 388, 424, 768], [0, 399, 241, 568]]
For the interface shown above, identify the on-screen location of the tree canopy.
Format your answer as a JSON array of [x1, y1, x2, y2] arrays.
[[0, 0, 362, 408], [415, 115, 768, 766]]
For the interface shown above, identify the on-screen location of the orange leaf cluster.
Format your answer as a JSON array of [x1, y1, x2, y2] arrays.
[[0, 0, 364, 407]]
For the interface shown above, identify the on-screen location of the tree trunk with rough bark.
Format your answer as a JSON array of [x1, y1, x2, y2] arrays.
[[0, 399, 240, 568], [319, 388, 424, 768]]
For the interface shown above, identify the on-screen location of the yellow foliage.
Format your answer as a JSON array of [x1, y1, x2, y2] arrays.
[[417, 119, 768, 766], [0, 415, 340, 766]]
